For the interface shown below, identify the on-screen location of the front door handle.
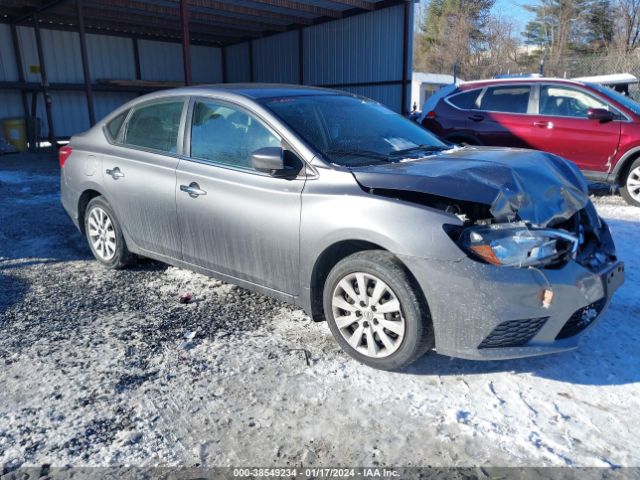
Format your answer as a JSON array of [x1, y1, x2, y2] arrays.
[[533, 121, 554, 129], [180, 182, 207, 198], [468, 114, 485, 122], [106, 167, 124, 179]]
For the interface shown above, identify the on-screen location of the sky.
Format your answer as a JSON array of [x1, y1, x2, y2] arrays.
[[493, 0, 537, 32], [416, 0, 538, 39]]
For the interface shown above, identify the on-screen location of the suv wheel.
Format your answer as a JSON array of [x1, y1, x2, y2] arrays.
[[84, 197, 135, 269], [621, 158, 640, 207], [323, 250, 434, 370]]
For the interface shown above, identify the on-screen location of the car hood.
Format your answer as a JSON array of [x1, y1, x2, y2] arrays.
[[350, 146, 590, 226]]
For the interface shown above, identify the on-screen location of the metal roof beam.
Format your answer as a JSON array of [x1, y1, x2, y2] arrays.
[[28, 13, 235, 44], [248, 0, 341, 18], [44, 4, 253, 38], [51, 4, 265, 38], [81, 0, 288, 32], [329, 0, 374, 10], [10, 0, 67, 24], [187, 0, 314, 25]]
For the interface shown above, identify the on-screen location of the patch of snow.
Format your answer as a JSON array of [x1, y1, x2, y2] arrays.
[[1, 162, 639, 469]]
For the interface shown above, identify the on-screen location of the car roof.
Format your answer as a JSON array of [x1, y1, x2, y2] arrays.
[[459, 77, 588, 90], [148, 83, 343, 100]]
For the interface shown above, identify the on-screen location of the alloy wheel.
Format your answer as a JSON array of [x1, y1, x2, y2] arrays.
[[627, 166, 640, 203], [87, 207, 117, 261], [331, 272, 405, 358]]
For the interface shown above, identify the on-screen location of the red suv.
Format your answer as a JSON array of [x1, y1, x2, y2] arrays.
[[419, 78, 640, 206]]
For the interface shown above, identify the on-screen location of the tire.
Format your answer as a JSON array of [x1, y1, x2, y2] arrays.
[[621, 158, 640, 207], [323, 250, 434, 371], [84, 196, 135, 269]]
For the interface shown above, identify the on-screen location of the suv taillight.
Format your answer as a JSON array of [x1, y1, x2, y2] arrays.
[[59, 146, 72, 168]]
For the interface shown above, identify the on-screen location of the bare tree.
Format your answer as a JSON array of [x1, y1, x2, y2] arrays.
[[614, 0, 640, 52]]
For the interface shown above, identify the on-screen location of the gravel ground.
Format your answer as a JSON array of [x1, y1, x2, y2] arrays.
[[1, 153, 639, 471]]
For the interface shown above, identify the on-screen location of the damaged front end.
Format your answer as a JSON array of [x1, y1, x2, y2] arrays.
[[352, 147, 618, 271], [446, 202, 618, 271], [350, 147, 624, 359]]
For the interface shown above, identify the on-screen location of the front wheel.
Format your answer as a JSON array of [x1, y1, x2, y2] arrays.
[[621, 159, 640, 207], [84, 196, 135, 269], [323, 251, 434, 371]]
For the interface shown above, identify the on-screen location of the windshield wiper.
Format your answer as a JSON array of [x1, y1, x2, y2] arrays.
[[389, 144, 447, 156], [325, 149, 392, 161]]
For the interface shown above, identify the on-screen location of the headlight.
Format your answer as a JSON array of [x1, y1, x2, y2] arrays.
[[458, 223, 579, 267]]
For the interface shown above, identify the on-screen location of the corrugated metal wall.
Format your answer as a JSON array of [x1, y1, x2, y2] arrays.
[[0, 23, 19, 81], [231, 3, 410, 112], [0, 23, 23, 124], [225, 42, 251, 83], [0, 2, 412, 138], [253, 30, 300, 84], [87, 34, 137, 81]]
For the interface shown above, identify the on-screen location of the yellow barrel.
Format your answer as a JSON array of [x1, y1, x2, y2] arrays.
[[2, 117, 27, 151]]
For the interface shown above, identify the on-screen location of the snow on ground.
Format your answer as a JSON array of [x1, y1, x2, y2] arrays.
[[0, 154, 639, 470]]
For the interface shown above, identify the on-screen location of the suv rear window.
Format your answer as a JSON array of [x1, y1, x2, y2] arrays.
[[447, 90, 481, 109], [479, 86, 531, 114]]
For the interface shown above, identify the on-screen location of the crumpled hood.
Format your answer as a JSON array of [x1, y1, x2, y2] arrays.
[[351, 146, 590, 226]]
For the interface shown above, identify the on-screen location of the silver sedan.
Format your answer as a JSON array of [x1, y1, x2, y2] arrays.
[[60, 85, 624, 370]]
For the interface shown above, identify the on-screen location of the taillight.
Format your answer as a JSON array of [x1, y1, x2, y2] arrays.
[[427, 110, 437, 119], [59, 145, 72, 168]]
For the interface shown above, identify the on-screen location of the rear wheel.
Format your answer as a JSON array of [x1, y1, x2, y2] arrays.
[[323, 250, 434, 371], [621, 158, 640, 207], [84, 196, 135, 269]]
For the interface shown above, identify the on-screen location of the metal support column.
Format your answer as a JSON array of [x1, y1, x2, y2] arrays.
[[400, 0, 410, 115], [33, 16, 56, 148], [132, 38, 142, 80], [9, 24, 29, 120], [180, 0, 192, 86], [76, 0, 95, 126]]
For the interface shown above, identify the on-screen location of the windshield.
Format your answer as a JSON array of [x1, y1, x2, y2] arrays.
[[587, 82, 640, 116], [260, 94, 447, 167]]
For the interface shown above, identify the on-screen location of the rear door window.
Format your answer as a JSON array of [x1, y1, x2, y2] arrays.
[[447, 89, 481, 110], [123, 101, 184, 154], [479, 86, 531, 114]]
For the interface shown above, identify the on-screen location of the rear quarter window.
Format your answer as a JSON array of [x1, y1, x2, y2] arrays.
[[105, 110, 129, 141], [447, 89, 481, 110]]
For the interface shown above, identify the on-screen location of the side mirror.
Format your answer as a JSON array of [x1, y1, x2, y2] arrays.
[[251, 147, 302, 178], [587, 108, 615, 123]]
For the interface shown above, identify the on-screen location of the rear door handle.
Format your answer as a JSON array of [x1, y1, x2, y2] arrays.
[[533, 121, 554, 129], [180, 182, 207, 198], [468, 114, 485, 122], [106, 167, 124, 179]]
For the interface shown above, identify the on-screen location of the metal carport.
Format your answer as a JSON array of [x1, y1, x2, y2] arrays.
[[0, 0, 414, 146]]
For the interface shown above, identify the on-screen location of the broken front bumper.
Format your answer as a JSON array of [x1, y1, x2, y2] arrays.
[[401, 254, 624, 361]]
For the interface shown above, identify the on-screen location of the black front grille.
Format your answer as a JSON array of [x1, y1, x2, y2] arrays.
[[556, 298, 607, 340], [478, 317, 548, 349]]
